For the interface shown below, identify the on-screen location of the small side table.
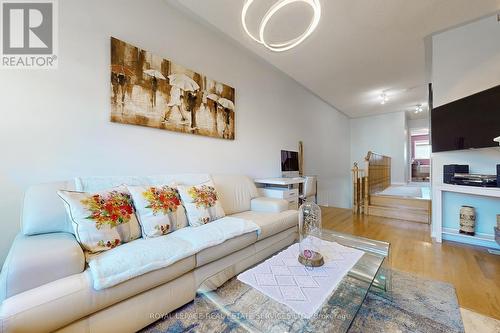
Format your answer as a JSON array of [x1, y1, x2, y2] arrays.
[[254, 177, 305, 210]]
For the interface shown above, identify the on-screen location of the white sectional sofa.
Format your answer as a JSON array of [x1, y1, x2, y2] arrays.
[[0, 174, 298, 332]]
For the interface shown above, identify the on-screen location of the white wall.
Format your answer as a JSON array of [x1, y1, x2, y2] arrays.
[[0, 0, 350, 265], [431, 14, 500, 236], [350, 112, 408, 184], [432, 15, 500, 108], [408, 117, 430, 132]]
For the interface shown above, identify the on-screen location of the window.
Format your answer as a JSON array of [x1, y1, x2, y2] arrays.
[[414, 140, 431, 159]]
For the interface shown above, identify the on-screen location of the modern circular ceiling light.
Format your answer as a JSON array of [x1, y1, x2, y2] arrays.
[[380, 92, 389, 105], [241, 0, 322, 52], [414, 104, 424, 114]]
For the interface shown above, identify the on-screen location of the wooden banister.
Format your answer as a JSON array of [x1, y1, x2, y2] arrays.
[[352, 151, 392, 215]]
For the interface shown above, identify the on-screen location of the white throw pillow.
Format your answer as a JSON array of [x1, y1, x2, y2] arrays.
[[57, 186, 141, 253], [177, 180, 225, 227], [127, 184, 188, 238]]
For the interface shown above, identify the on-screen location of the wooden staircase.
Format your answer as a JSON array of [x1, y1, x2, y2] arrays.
[[368, 194, 431, 224]]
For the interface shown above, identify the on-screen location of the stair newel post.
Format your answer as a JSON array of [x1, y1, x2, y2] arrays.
[[352, 163, 359, 214], [364, 153, 370, 215]]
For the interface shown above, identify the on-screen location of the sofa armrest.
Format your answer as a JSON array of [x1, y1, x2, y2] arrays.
[[250, 197, 288, 213], [0, 232, 85, 301]]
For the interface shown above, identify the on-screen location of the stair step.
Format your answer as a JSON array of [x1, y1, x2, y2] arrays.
[[370, 195, 430, 210], [369, 205, 428, 214], [375, 205, 428, 212], [368, 205, 430, 224]]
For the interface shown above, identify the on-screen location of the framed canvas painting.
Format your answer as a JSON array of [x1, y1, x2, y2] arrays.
[[110, 37, 235, 140]]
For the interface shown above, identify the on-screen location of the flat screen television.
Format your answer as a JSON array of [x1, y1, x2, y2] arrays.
[[281, 150, 299, 173], [431, 84, 500, 152]]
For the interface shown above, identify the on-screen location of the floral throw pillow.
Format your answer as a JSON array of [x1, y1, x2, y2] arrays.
[[57, 186, 141, 253], [127, 185, 188, 238], [177, 180, 225, 227]]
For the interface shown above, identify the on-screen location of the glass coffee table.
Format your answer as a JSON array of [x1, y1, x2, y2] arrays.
[[196, 229, 390, 333]]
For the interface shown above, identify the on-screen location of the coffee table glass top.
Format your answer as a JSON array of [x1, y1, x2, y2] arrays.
[[196, 229, 390, 333]]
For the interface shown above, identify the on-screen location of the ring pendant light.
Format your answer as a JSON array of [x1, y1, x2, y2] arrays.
[[241, 0, 321, 52]]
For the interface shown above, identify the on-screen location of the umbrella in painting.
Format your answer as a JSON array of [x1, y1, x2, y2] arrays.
[[217, 98, 234, 139], [206, 93, 220, 134], [143, 69, 166, 80], [206, 93, 219, 102], [217, 98, 235, 110], [111, 65, 134, 106], [111, 64, 134, 76], [168, 73, 200, 92], [143, 69, 165, 108]]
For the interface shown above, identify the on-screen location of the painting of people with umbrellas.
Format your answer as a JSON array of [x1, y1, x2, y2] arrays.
[[110, 37, 235, 140]]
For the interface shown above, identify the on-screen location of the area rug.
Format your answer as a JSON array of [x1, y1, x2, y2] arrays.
[[141, 270, 465, 333]]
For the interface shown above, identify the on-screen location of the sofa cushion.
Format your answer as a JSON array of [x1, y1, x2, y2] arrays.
[[170, 216, 260, 252], [20, 174, 242, 236], [0, 233, 85, 301], [211, 174, 259, 215], [230, 210, 298, 240], [254, 227, 298, 254], [86, 216, 259, 290], [86, 235, 195, 290], [53, 273, 195, 333], [75, 174, 211, 192], [177, 180, 225, 226], [251, 197, 288, 213], [22, 181, 75, 236], [127, 184, 188, 238], [195, 232, 257, 267], [0, 258, 195, 333], [58, 186, 141, 253]]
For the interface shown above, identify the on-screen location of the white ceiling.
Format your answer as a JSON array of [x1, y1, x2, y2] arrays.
[[167, 0, 500, 118]]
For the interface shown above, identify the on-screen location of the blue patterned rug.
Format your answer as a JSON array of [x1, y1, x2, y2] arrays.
[[142, 270, 464, 333]]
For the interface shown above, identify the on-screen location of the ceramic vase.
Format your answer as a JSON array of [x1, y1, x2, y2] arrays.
[[459, 206, 476, 236]]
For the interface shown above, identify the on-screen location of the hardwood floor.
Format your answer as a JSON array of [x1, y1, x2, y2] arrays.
[[321, 206, 500, 320]]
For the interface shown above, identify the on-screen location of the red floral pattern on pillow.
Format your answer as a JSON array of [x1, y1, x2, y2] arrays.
[[142, 186, 182, 215], [80, 191, 134, 229]]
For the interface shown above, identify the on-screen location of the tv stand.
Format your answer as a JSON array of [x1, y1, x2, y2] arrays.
[[432, 183, 500, 251]]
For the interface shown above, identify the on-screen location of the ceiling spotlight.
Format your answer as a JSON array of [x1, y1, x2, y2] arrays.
[[414, 104, 423, 113], [380, 93, 389, 105], [241, 0, 322, 52]]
